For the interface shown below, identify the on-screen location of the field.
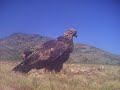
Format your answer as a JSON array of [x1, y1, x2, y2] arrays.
[[0, 61, 120, 90]]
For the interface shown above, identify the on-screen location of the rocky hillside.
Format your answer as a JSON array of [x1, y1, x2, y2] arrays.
[[0, 33, 51, 60], [0, 33, 120, 65], [71, 44, 120, 65]]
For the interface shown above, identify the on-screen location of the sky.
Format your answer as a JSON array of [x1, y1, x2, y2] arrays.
[[0, 0, 120, 55]]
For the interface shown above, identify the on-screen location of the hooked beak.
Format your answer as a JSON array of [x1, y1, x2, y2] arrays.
[[73, 32, 77, 37]]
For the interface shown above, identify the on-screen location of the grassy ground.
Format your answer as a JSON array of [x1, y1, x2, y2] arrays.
[[0, 61, 120, 90]]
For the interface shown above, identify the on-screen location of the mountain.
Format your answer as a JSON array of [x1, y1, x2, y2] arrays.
[[0, 33, 120, 65], [71, 44, 120, 65], [0, 33, 51, 60]]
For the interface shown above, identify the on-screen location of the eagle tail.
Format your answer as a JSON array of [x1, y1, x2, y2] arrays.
[[12, 62, 31, 73]]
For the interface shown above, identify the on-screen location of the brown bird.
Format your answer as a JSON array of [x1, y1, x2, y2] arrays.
[[12, 29, 77, 73]]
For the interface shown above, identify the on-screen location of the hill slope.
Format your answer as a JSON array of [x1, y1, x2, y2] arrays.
[[0, 33, 120, 65]]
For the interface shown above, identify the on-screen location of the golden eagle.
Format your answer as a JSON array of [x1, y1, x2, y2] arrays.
[[12, 29, 77, 73]]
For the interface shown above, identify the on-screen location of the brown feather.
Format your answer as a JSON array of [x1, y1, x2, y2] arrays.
[[12, 29, 77, 73]]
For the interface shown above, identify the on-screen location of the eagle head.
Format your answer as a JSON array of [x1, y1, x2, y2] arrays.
[[63, 29, 77, 37]]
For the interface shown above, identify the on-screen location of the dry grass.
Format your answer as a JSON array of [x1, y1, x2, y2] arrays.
[[0, 61, 120, 90]]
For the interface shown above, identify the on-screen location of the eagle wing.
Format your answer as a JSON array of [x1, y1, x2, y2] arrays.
[[23, 40, 68, 65]]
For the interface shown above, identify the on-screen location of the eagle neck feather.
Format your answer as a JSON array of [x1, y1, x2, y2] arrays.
[[57, 36, 73, 43]]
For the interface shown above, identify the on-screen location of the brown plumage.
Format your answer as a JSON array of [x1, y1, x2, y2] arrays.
[[12, 29, 77, 73]]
